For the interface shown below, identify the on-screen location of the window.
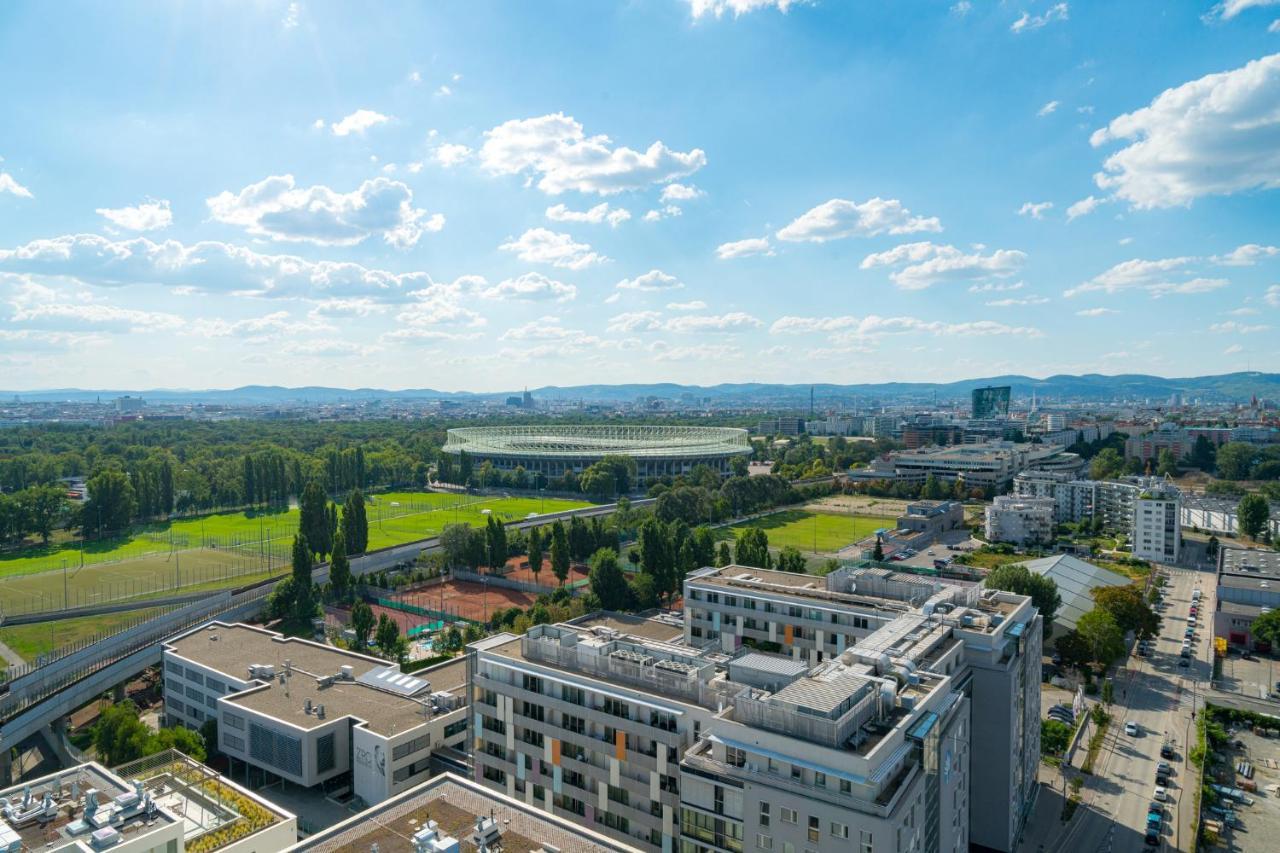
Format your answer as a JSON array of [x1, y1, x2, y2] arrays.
[[165, 661, 183, 676], [316, 733, 335, 773], [759, 802, 770, 827], [602, 697, 630, 720], [790, 764, 803, 782], [780, 806, 797, 824], [185, 685, 201, 701], [859, 829, 873, 853], [185, 668, 204, 685], [223, 712, 245, 731], [444, 720, 466, 739], [756, 835, 773, 850], [248, 723, 303, 777], [814, 771, 825, 788], [393, 734, 431, 761], [807, 816, 819, 843], [521, 700, 546, 723], [726, 746, 746, 767], [840, 779, 852, 795], [167, 698, 185, 714], [830, 822, 849, 839], [223, 733, 245, 752], [562, 713, 586, 735], [205, 678, 225, 694], [522, 674, 544, 694], [204, 693, 217, 709]]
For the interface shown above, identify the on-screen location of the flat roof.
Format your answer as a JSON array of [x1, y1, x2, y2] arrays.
[[568, 610, 684, 643], [1221, 547, 1280, 579], [0, 762, 179, 852], [168, 623, 464, 737], [292, 772, 640, 852]]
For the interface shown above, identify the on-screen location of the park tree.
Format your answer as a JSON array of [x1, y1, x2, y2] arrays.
[[1089, 448, 1125, 481], [655, 485, 711, 526], [1054, 630, 1093, 671], [690, 526, 717, 570], [640, 518, 673, 594], [329, 530, 353, 602], [872, 534, 884, 562], [342, 489, 369, 554], [440, 523, 476, 568], [1092, 584, 1160, 639], [351, 600, 375, 649], [1250, 608, 1280, 648], [486, 514, 508, 571], [288, 533, 318, 625], [375, 613, 401, 659], [735, 527, 772, 570], [1156, 449, 1180, 478], [731, 455, 750, 478], [984, 563, 1062, 636], [1041, 719, 1072, 756], [83, 469, 137, 535], [550, 519, 571, 585], [1076, 608, 1126, 666], [299, 480, 332, 558], [1238, 493, 1270, 540], [716, 541, 732, 567], [589, 548, 632, 611], [20, 484, 66, 544], [776, 546, 807, 574], [1187, 435, 1217, 472], [527, 525, 544, 582], [568, 515, 592, 562], [1216, 442, 1262, 480], [628, 571, 659, 610]]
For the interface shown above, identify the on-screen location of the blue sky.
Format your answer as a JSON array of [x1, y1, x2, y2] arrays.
[[1, 0, 1278, 392]]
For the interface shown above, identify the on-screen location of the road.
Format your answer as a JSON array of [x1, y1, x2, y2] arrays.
[[1041, 562, 1211, 853]]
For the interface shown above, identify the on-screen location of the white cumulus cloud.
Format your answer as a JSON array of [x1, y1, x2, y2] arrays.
[[688, 1, 805, 19], [1017, 201, 1053, 219], [616, 270, 684, 292], [860, 242, 1026, 290], [434, 143, 472, 167], [664, 312, 762, 333], [667, 300, 708, 311], [329, 109, 391, 137], [1038, 100, 1060, 117], [477, 272, 577, 302], [545, 202, 631, 227], [0, 172, 33, 199], [1066, 195, 1105, 221], [660, 183, 704, 202], [207, 175, 442, 248], [778, 197, 942, 243], [1091, 53, 1280, 208], [1065, 256, 1230, 298], [1212, 244, 1280, 266], [96, 199, 173, 232], [716, 237, 774, 259], [498, 228, 606, 270], [480, 113, 706, 195]]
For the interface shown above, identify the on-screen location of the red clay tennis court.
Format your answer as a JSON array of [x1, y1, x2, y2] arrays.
[[389, 578, 538, 624], [492, 556, 590, 587]]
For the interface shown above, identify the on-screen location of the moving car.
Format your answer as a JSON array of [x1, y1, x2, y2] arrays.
[[1125, 721, 1140, 736]]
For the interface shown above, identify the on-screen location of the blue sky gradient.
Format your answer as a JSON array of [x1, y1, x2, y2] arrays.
[[1, 0, 1278, 390]]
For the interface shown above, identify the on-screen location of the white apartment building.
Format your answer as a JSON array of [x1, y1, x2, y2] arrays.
[[984, 496, 1056, 546], [469, 568, 1041, 853], [1013, 472, 1183, 562], [161, 622, 468, 808]]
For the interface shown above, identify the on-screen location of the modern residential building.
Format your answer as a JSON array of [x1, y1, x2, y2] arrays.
[[867, 415, 900, 439], [984, 496, 1056, 546], [289, 771, 641, 852], [1012, 472, 1183, 562], [1132, 481, 1181, 563], [971, 386, 1011, 420], [469, 567, 1042, 853], [0, 761, 184, 853], [756, 417, 806, 436], [161, 622, 468, 808], [1212, 546, 1280, 650]]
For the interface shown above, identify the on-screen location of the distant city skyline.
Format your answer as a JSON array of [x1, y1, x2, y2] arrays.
[[1, 1, 1278, 391]]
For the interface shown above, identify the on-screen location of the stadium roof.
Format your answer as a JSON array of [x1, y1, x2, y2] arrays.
[[443, 425, 751, 460], [1016, 554, 1129, 631]]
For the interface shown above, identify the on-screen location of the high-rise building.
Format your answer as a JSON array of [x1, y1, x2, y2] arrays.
[[970, 386, 1011, 420], [470, 567, 1042, 853]]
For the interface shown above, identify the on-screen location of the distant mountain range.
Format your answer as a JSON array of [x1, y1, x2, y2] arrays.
[[4, 372, 1279, 406]]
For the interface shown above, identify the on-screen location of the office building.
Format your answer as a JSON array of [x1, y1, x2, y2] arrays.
[[851, 441, 1081, 493], [113, 395, 145, 414], [290, 771, 641, 852], [984, 496, 1056, 546], [470, 569, 1042, 853], [162, 622, 468, 808], [0, 761, 183, 853], [896, 500, 966, 539], [971, 386, 1011, 420]]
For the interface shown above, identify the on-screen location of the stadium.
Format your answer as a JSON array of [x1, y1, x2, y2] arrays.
[[442, 425, 752, 485]]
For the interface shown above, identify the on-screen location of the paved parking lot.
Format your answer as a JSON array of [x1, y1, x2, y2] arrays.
[[1203, 728, 1280, 851], [1217, 652, 1280, 703]]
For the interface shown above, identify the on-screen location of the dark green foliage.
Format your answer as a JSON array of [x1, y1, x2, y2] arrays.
[[984, 563, 1062, 635], [342, 489, 369, 554], [735, 527, 771, 569], [550, 520, 570, 585], [589, 548, 632, 611], [1238, 493, 1270, 539]]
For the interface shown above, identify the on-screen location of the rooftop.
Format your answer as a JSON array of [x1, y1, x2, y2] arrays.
[[1220, 546, 1280, 579], [1016, 554, 1129, 631], [291, 772, 640, 852], [567, 610, 685, 643], [0, 762, 179, 852], [167, 623, 466, 737]]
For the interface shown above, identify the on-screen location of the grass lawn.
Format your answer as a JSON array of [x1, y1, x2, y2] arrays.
[[0, 491, 594, 616], [956, 551, 1027, 571], [723, 510, 886, 554], [0, 607, 167, 664]]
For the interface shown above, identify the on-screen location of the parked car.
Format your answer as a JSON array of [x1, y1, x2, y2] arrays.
[[1161, 744, 1175, 760], [1179, 658, 1190, 667], [1154, 786, 1168, 801], [1125, 721, 1140, 736], [1157, 762, 1173, 777]]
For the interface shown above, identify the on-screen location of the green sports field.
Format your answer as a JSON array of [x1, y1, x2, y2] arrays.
[[723, 509, 886, 554], [0, 607, 168, 666], [0, 491, 594, 617]]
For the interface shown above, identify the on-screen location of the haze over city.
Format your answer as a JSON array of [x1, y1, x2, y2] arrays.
[[2, 1, 1279, 391]]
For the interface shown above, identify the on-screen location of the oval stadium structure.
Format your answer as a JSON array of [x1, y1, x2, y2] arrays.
[[442, 425, 752, 485]]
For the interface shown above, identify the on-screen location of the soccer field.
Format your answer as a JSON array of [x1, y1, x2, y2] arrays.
[[0, 491, 594, 617], [724, 510, 886, 554]]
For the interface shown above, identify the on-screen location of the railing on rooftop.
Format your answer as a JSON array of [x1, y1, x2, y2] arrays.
[[732, 684, 880, 749]]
